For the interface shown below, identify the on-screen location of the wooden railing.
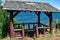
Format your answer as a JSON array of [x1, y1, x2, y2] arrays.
[[14, 22, 50, 38], [14, 22, 49, 29]]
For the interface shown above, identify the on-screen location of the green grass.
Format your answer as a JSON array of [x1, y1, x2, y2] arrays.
[[0, 36, 10, 40], [55, 29, 60, 34]]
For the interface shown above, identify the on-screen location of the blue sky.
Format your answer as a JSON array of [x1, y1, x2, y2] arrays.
[[2, 0, 60, 10]]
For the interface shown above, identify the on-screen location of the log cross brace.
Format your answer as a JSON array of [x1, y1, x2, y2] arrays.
[[44, 12, 52, 34], [13, 11, 20, 18], [34, 11, 38, 16], [44, 12, 52, 20], [44, 12, 51, 18]]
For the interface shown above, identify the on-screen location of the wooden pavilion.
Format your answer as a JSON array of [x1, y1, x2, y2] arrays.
[[3, 0, 60, 40]]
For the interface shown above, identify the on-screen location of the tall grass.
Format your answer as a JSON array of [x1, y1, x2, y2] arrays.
[[0, 28, 60, 40]]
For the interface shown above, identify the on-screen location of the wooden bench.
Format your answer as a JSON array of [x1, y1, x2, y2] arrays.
[[14, 26, 24, 39], [38, 27, 50, 33], [36, 26, 50, 37]]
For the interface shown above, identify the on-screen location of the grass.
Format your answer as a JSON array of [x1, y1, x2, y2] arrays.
[[34, 28, 60, 40], [40, 34, 52, 40], [0, 29, 60, 40], [33, 34, 52, 40], [1, 36, 10, 40]]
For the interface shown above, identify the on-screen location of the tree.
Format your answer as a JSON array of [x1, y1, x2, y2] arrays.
[[0, 6, 10, 38], [0, 6, 17, 38]]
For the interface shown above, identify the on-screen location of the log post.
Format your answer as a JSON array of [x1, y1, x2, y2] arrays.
[[35, 12, 41, 38], [22, 26, 24, 38], [28, 24, 30, 30], [10, 11, 14, 40], [10, 22, 14, 40], [36, 26, 39, 38], [49, 12, 52, 34], [38, 12, 40, 27]]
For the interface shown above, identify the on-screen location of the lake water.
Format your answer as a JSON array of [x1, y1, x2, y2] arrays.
[[15, 12, 60, 29]]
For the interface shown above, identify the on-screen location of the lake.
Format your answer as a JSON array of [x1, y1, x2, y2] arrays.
[[15, 12, 60, 24]]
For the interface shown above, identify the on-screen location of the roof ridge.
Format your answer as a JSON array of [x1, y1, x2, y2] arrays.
[[5, 1, 48, 4]]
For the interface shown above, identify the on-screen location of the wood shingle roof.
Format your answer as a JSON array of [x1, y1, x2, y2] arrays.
[[3, 1, 60, 12]]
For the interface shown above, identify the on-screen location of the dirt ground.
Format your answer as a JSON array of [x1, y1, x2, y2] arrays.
[[49, 34, 60, 40]]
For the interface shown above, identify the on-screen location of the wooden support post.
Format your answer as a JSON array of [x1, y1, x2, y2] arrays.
[[10, 22, 14, 40], [49, 12, 52, 34], [35, 12, 41, 38], [23, 24, 24, 26], [33, 24, 35, 28], [34, 11, 41, 27], [28, 24, 30, 30], [43, 28, 45, 34], [38, 12, 40, 27], [43, 25, 45, 34], [10, 11, 14, 40], [18, 24, 20, 29], [36, 26, 39, 38], [22, 26, 24, 38], [10, 11, 13, 22]]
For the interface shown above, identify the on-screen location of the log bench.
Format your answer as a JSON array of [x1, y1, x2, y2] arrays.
[[36, 26, 50, 37]]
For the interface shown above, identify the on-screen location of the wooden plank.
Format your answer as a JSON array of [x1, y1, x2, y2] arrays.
[[14, 23, 49, 28], [28, 30, 35, 31], [14, 29, 22, 31], [14, 35, 21, 37], [16, 37, 23, 39], [38, 27, 50, 29]]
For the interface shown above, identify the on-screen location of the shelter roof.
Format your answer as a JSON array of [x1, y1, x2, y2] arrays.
[[3, 1, 60, 12]]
